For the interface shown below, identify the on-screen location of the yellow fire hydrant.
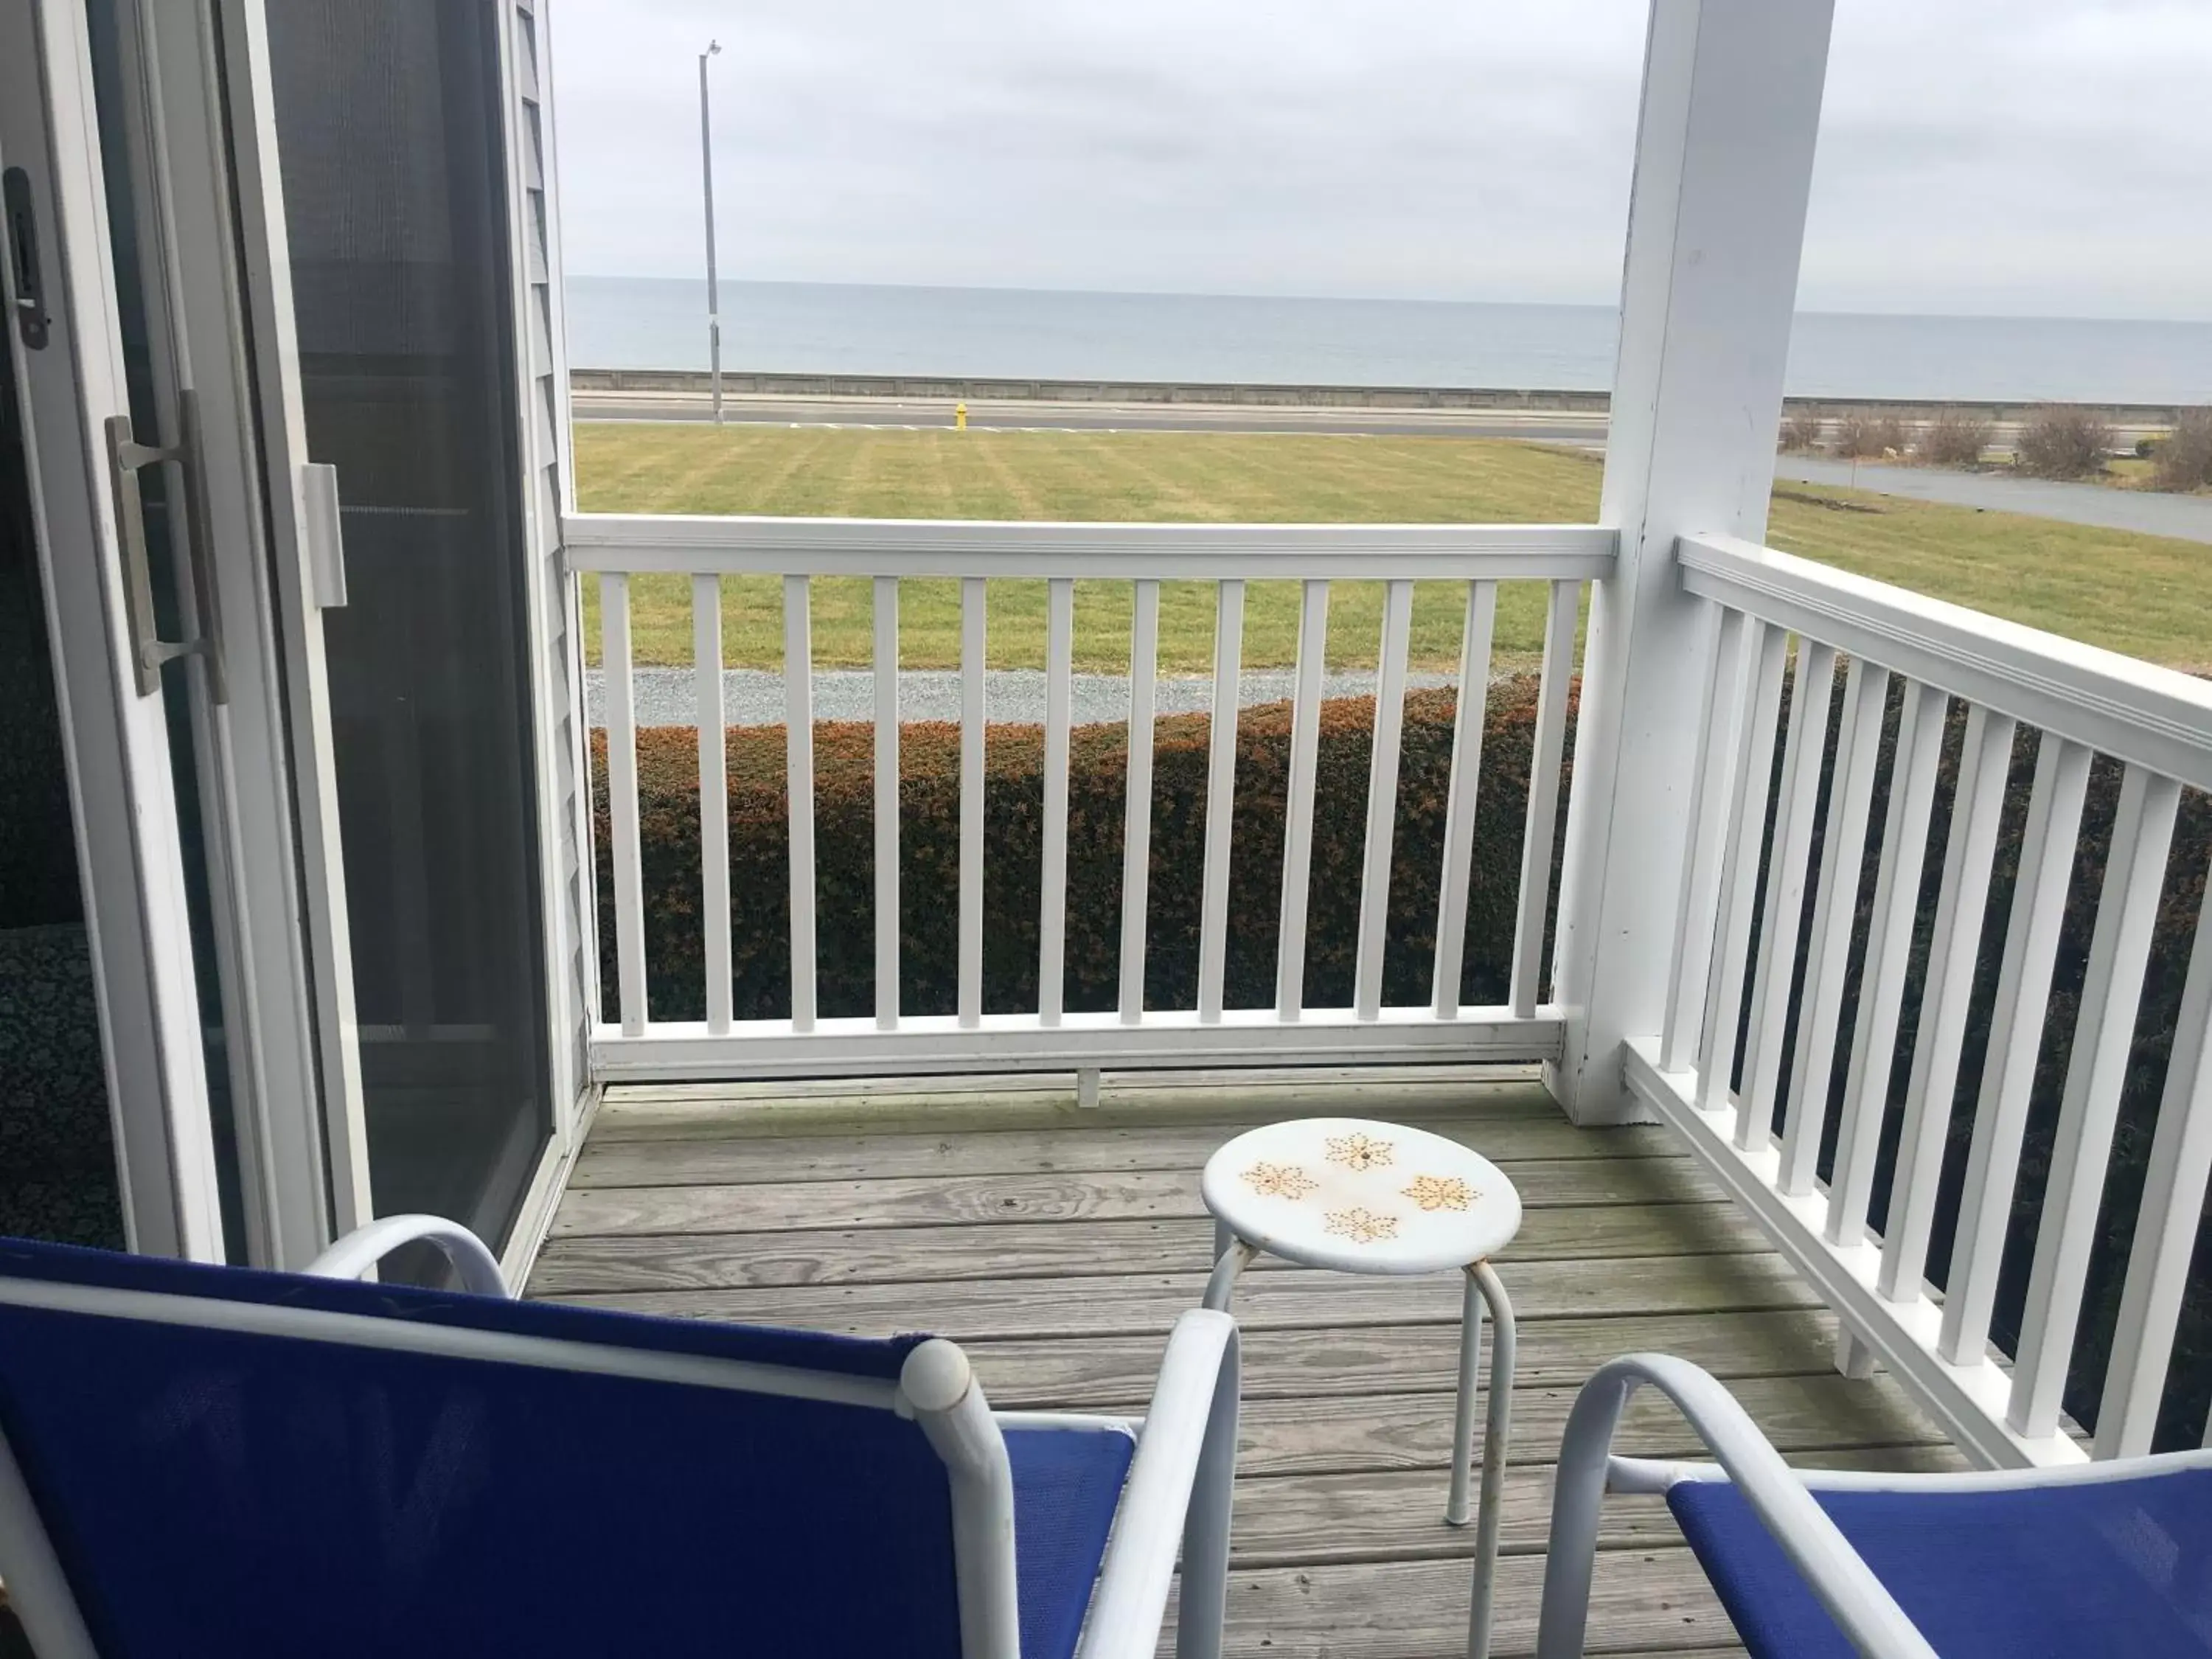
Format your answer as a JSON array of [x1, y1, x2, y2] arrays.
[[954, 401, 968, 431]]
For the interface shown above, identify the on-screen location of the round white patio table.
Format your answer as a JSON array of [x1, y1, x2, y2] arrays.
[[1200, 1116, 1522, 1659]]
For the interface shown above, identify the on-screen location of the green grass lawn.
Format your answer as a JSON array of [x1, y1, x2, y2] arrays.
[[574, 423, 2212, 674]]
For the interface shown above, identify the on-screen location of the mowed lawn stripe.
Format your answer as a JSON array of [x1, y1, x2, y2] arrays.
[[574, 422, 2212, 672]]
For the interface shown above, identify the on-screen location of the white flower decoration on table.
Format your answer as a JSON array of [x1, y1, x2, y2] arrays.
[[1402, 1175, 1477, 1212], [1324, 1133, 1395, 1172], [1242, 1162, 1318, 1200], [1322, 1207, 1399, 1245]]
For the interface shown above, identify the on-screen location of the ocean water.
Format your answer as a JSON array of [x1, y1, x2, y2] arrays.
[[565, 276, 2212, 406]]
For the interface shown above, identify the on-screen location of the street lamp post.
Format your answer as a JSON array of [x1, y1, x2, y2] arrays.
[[699, 40, 723, 425]]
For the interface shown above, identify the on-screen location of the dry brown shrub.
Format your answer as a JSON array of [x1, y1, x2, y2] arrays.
[[1915, 408, 1994, 467], [1832, 410, 1907, 459], [2152, 409, 2212, 491], [2015, 406, 2114, 479]]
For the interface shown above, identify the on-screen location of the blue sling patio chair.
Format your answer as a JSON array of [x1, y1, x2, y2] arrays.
[[1532, 1352, 2212, 1659], [0, 1216, 1239, 1659]]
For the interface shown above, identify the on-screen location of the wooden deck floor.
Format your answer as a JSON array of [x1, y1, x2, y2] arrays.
[[529, 1067, 1961, 1658]]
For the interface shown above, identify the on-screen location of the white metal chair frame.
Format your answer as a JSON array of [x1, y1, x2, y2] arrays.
[[1534, 1352, 2212, 1659], [0, 1217, 1242, 1659]]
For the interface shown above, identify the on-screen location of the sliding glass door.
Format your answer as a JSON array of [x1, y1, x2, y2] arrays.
[[261, 0, 552, 1251]]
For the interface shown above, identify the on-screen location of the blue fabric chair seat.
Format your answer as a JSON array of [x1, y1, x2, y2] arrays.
[[0, 1237, 1157, 1658], [1007, 1425, 1138, 1659], [1669, 1464, 2212, 1658]]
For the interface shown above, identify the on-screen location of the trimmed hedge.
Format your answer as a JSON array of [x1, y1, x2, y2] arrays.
[[593, 677, 1573, 1029]]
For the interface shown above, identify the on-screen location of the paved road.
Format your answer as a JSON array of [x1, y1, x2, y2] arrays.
[[573, 392, 1608, 445], [585, 666, 1461, 729], [1775, 455, 2212, 546]]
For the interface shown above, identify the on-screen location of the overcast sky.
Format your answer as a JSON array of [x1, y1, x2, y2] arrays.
[[549, 0, 2212, 319]]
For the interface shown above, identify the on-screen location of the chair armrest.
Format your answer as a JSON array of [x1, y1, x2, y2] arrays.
[[305, 1215, 511, 1297], [1536, 1354, 1935, 1659], [1077, 1308, 1239, 1659]]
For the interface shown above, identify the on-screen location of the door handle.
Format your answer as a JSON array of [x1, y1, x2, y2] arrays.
[[301, 461, 348, 609], [3, 166, 48, 350], [105, 392, 227, 702]]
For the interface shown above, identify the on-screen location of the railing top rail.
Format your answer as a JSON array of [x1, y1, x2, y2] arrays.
[[1680, 532, 2212, 795], [561, 512, 1617, 581]]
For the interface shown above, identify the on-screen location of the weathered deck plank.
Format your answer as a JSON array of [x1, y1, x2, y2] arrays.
[[956, 1308, 1846, 1409], [1228, 1373, 1953, 1479], [1197, 1549, 1737, 1658], [535, 1074, 1962, 1658], [590, 1065, 1557, 1140], [540, 1251, 1821, 1338], [550, 1156, 1728, 1238], [570, 1115, 1674, 1187], [1228, 1441, 1966, 1568], [531, 1201, 1770, 1294]]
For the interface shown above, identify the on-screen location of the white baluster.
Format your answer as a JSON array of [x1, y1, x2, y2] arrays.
[[1661, 605, 1745, 1071], [873, 575, 900, 1031], [694, 575, 731, 1034], [1778, 658, 1888, 1193], [1039, 577, 1074, 1027], [1275, 580, 1329, 1020], [1697, 622, 1789, 1113], [2009, 765, 2180, 1439], [959, 577, 986, 1029], [1432, 581, 1498, 1020], [602, 572, 647, 1035], [1868, 706, 2014, 1273], [1355, 580, 1415, 1020], [1737, 641, 1837, 1152], [1510, 580, 1579, 1018], [2098, 861, 2212, 1458], [785, 574, 816, 1032], [1120, 580, 1160, 1024], [1940, 734, 2093, 1366], [1197, 580, 1245, 1024], [1824, 683, 1946, 1252]]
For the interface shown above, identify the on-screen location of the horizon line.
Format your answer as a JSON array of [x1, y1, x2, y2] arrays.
[[563, 274, 2212, 329]]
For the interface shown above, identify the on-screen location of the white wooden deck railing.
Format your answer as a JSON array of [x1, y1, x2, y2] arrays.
[[1630, 532, 2212, 1469], [565, 514, 1614, 1081]]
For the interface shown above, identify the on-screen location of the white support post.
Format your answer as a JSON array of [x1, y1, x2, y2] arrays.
[[1547, 0, 1837, 1124]]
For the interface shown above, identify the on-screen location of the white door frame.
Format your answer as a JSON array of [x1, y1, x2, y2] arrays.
[[495, 0, 600, 1282], [85, 0, 375, 1266], [0, 0, 224, 1261]]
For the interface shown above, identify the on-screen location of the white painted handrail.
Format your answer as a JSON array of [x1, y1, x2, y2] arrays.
[[1679, 532, 2212, 793], [579, 518, 1610, 1081], [1653, 529, 2212, 1472], [565, 513, 1617, 579]]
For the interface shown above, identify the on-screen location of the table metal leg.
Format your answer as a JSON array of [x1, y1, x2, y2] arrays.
[[1447, 1268, 1484, 1528], [1455, 1260, 1515, 1659], [1203, 1237, 1260, 1312]]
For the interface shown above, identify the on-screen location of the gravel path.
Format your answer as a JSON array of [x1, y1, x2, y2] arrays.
[[1775, 455, 2212, 545], [585, 667, 1459, 729]]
